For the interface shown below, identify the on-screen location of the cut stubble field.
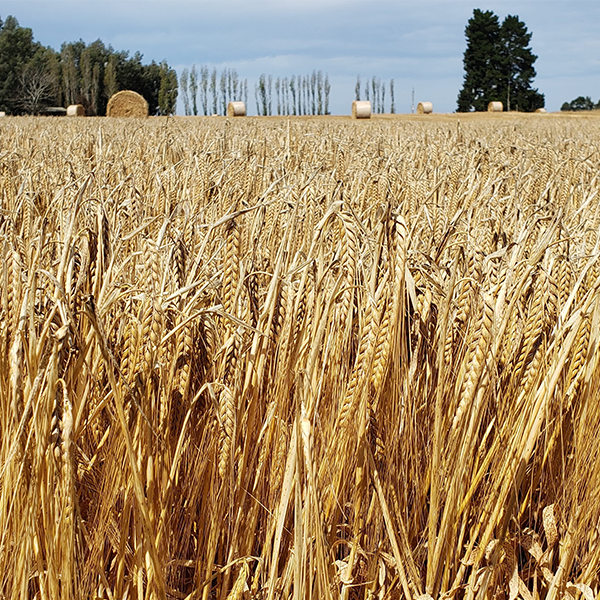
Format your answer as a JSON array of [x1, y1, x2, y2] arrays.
[[1, 113, 600, 600]]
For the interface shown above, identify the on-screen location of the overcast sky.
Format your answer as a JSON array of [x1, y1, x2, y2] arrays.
[[2, 0, 599, 115]]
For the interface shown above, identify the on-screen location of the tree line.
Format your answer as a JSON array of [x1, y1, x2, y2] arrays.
[[0, 15, 177, 116], [2, 10, 554, 117], [561, 97, 600, 112]]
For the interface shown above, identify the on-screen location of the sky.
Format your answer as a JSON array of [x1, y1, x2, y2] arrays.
[[2, 0, 600, 115]]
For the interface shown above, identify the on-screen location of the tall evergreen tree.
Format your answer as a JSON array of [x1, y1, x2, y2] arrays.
[[0, 15, 48, 114], [457, 9, 502, 112], [457, 9, 544, 112], [499, 15, 544, 112]]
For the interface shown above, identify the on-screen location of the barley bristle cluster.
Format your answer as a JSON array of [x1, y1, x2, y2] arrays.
[[1, 113, 600, 599]]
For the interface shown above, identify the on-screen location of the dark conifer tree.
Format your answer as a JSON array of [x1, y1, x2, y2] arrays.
[[457, 9, 503, 112], [499, 15, 544, 112], [458, 9, 544, 112]]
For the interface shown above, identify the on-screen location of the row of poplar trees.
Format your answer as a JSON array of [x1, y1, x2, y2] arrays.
[[180, 68, 333, 117], [457, 9, 544, 112], [179, 67, 248, 116], [0, 15, 178, 116], [255, 71, 331, 116], [355, 76, 396, 114]]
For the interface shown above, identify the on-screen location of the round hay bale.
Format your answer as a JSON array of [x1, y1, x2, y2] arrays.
[[488, 101, 503, 112], [535, 108, 547, 113], [227, 101, 246, 117], [67, 104, 85, 117], [0, 111, 5, 117], [417, 101, 433, 114], [106, 90, 149, 118], [352, 100, 371, 119]]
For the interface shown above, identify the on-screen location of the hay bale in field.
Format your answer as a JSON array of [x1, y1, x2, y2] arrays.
[[535, 108, 547, 113], [67, 104, 85, 117], [488, 101, 503, 112], [0, 111, 5, 117], [417, 101, 433, 114], [227, 101, 246, 117], [106, 90, 149, 117], [352, 100, 371, 119]]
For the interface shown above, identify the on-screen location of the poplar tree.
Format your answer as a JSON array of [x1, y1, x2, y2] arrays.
[[457, 9, 502, 112], [189, 65, 198, 115], [200, 66, 209, 115], [256, 74, 267, 116], [210, 68, 217, 114], [372, 77, 377, 112], [290, 75, 296, 115], [180, 68, 190, 115], [219, 70, 226, 114]]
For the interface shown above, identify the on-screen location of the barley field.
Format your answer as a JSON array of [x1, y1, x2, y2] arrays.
[[1, 113, 600, 600]]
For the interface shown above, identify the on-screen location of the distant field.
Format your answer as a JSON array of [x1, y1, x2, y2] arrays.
[[1, 114, 600, 599]]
